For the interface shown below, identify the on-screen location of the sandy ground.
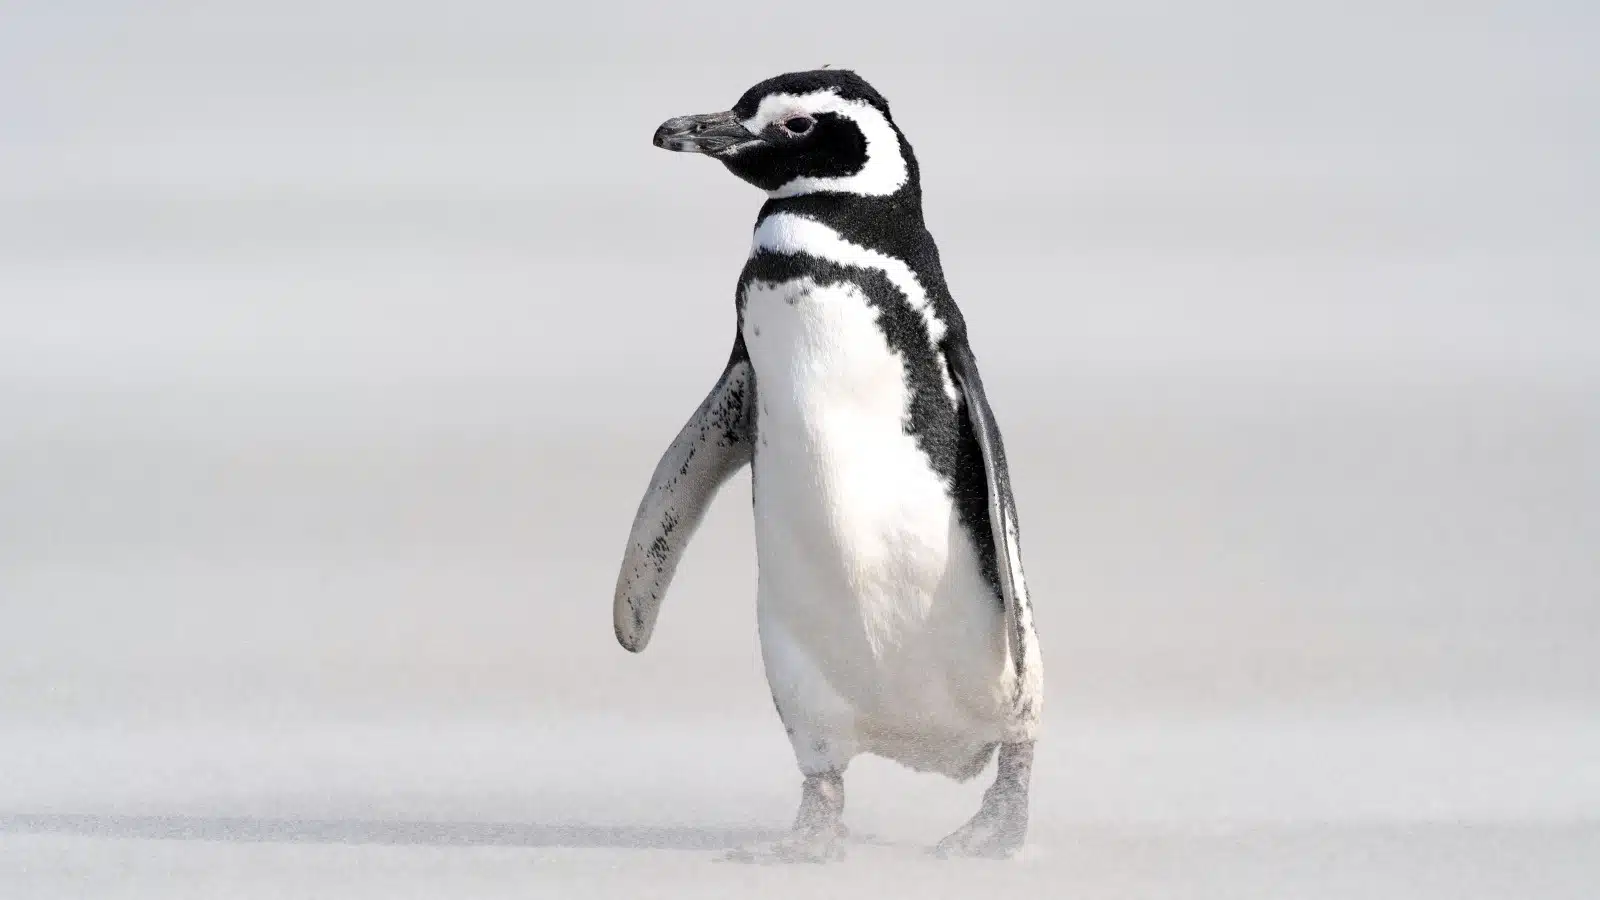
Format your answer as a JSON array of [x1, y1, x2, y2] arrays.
[[2, 713, 1597, 898], [2, 827, 1592, 900]]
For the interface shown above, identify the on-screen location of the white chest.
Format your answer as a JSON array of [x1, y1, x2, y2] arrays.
[[739, 273, 1007, 734], [732, 217, 1012, 753], [741, 274, 959, 612], [743, 276, 909, 447]]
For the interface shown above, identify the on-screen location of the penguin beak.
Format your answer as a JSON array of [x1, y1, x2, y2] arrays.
[[652, 110, 762, 156]]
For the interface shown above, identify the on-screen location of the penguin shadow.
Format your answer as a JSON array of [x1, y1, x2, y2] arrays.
[[711, 830, 933, 866], [0, 813, 783, 852]]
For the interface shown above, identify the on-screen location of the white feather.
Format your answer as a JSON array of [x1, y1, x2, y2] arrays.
[[741, 267, 1016, 778]]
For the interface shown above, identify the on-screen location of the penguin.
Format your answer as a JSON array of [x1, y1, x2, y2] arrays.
[[614, 69, 1043, 861]]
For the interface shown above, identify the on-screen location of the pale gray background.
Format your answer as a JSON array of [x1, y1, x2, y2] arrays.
[[1, 1, 1597, 897]]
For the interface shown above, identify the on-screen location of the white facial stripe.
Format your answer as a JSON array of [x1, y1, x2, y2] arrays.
[[753, 213, 957, 403], [740, 90, 910, 199]]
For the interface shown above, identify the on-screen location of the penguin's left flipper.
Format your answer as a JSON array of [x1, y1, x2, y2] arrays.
[[945, 338, 1042, 711], [613, 337, 755, 653]]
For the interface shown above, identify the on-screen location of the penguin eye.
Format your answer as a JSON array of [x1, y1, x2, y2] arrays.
[[782, 116, 814, 135]]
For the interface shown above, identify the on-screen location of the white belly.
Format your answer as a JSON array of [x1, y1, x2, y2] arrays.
[[742, 275, 1009, 775]]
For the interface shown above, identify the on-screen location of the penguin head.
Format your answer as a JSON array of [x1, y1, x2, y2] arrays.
[[653, 69, 913, 199]]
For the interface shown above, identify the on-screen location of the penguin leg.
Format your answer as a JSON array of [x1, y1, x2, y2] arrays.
[[723, 770, 847, 863], [933, 739, 1033, 859], [723, 612, 856, 863]]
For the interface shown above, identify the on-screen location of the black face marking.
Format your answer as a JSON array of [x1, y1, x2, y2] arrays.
[[690, 69, 899, 194], [718, 111, 869, 192]]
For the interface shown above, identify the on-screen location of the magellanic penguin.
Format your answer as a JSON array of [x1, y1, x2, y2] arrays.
[[614, 69, 1043, 861]]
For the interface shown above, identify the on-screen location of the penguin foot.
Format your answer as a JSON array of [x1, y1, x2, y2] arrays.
[[933, 740, 1033, 860], [932, 805, 1025, 859], [722, 822, 848, 864], [724, 769, 847, 864]]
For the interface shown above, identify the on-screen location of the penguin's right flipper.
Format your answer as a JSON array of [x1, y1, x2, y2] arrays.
[[613, 338, 755, 652]]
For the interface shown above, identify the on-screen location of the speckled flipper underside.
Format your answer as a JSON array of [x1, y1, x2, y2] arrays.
[[613, 341, 754, 652]]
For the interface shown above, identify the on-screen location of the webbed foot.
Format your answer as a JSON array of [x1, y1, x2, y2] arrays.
[[723, 821, 847, 863], [934, 740, 1033, 859], [724, 770, 846, 864]]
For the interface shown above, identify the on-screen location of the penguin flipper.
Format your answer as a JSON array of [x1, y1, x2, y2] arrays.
[[613, 340, 755, 652], [946, 339, 1042, 714]]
